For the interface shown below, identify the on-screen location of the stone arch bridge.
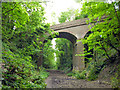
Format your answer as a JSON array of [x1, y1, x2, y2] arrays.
[[39, 18, 91, 71]]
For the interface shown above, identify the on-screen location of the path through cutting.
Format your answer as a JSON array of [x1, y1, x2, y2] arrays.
[[45, 70, 112, 88]]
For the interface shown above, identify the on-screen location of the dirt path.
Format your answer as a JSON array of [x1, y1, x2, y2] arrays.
[[45, 70, 112, 88]]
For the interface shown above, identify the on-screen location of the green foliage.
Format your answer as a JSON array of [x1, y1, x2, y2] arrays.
[[81, 2, 120, 58], [67, 72, 76, 76], [85, 59, 105, 81], [74, 9, 88, 20], [58, 8, 88, 23], [70, 60, 105, 80], [58, 9, 75, 23], [87, 64, 99, 81], [74, 0, 82, 3], [76, 1, 120, 81], [75, 70, 86, 79], [55, 38, 73, 71], [111, 64, 120, 88], [67, 70, 86, 79], [111, 73, 119, 88], [43, 39, 57, 69], [43, 38, 73, 71], [2, 2, 51, 88], [2, 67, 49, 88]]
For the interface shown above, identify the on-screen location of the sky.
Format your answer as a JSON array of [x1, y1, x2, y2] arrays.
[[42, 0, 116, 25], [42, 0, 82, 24], [51, 38, 57, 61]]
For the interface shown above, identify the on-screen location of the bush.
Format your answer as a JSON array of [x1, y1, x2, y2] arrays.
[[85, 60, 106, 81], [87, 66, 98, 81], [2, 2, 51, 88], [75, 70, 86, 79], [111, 71, 120, 88], [67, 70, 86, 79], [2, 66, 49, 88], [67, 72, 75, 76]]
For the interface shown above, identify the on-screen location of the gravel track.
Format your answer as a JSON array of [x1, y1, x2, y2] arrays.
[[45, 70, 112, 88]]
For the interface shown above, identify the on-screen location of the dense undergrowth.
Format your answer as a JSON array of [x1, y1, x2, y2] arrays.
[[67, 54, 120, 88], [2, 2, 51, 88], [67, 1, 120, 88]]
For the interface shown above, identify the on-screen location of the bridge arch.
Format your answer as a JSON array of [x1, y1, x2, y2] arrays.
[[44, 32, 77, 44], [38, 18, 93, 71], [42, 32, 77, 70]]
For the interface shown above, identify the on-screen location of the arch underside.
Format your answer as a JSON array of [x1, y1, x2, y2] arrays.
[[44, 32, 77, 44]]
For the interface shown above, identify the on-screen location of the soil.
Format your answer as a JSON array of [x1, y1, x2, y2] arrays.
[[45, 70, 112, 88]]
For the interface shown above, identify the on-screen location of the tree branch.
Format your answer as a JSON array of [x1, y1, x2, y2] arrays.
[[4, 2, 22, 14], [100, 41, 111, 60], [113, 2, 120, 27]]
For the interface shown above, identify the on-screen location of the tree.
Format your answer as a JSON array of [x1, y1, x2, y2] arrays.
[[81, 1, 120, 59], [58, 9, 75, 23], [55, 38, 73, 71], [43, 39, 57, 69], [74, 0, 82, 3], [58, 8, 88, 23], [76, 1, 120, 81], [2, 2, 51, 88]]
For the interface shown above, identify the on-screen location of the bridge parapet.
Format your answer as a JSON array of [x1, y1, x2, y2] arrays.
[[50, 18, 89, 31]]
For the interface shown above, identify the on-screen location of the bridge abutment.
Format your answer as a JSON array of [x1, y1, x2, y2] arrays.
[[73, 41, 85, 71]]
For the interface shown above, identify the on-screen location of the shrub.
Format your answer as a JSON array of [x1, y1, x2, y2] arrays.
[[2, 66, 49, 88], [111, 70, 120, 88], [87, 66, 98, 81], [67, 72, 75, 76], [67, 70, 86, 79], [75, 70, 86, 79]]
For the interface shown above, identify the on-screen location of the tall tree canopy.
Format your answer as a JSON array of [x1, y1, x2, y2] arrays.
[[58, 8, 88, 23], [76, 1, 120, 81], [2, 2, 51, 88], [81, 1, 120, 59]]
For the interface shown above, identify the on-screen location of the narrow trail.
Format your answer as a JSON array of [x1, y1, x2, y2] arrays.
[[45, 70, 112, 88]]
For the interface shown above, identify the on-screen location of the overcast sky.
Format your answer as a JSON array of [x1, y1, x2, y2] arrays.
[[42, 0, 82, 24], [42, 0, 118, 25]]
